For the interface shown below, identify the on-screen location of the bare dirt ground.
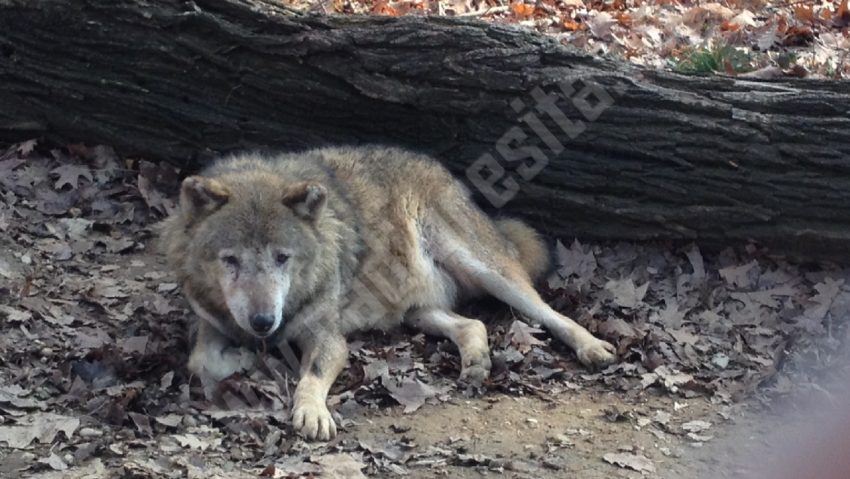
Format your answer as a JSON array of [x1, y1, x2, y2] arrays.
[[1, 142, 849, 478]]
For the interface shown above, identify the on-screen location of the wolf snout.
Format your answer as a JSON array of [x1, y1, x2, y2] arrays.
[[249, 313, 276, 334]]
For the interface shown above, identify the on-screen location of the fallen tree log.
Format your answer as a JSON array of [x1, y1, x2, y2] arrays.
[[1, 1, 849, 257]]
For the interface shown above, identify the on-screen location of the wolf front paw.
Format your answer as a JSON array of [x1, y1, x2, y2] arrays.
[[459, 351, 492, 386], [292, 399, 337, 441], [576, 338, 617, 370]]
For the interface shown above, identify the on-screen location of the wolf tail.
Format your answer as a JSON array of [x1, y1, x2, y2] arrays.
[[495, 218, 551, 282]]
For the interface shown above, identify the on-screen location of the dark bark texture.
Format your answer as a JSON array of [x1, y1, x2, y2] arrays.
[[2, 0, 850, 257]]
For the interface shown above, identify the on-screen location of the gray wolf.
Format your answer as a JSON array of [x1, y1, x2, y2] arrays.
[[160, 146, 616, 441]]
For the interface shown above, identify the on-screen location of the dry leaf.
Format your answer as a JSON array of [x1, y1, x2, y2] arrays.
[[154, 414, 183, 428], [739, 65, 783, 79], [372, 0, 400, 16], [512, 2, 535, 18], [16, 139, 37, 156], [835, 0, 850, 27], [605, 278, 649, 309], [0, 413, 80, 449], [313, 453, 368, 479], [589, 11, 616, 38], [266, 458, 322, 478], [794, 5, 814, 22], [172, 432, 222, 451], [598, 318, 638, 339], [51, 164, 93, 190], [507, 320, 546, 353], [730, 10, 757, 27], [39, 452, 68, 471], [682, 420, 712, 433], [718, 260, 758, 289], [563, 19, 582, 31], [0, 305, 32, 324], [755, 21, 779, 50], [383, 375, 445, 413], [556, 239, 597, 281], [603, 452, 656, 473]]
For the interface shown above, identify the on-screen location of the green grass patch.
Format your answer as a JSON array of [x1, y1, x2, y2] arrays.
[[668, 45, 757, 75]]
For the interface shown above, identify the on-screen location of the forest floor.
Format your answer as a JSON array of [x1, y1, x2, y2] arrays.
[[1, 142, 849, 478], [284, 0, 850, 78]]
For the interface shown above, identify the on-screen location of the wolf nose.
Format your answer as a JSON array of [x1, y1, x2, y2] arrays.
[[250, 314, 275, 334]]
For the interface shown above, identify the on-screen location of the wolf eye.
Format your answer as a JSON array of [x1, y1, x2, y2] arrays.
[[221, 255, 239, 268], [275, 253, 290, 266]]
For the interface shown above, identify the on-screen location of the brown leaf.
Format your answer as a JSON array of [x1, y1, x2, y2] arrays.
[[382, 375, 446, 413], [128, 412, 153, 437], [66, 143, 93, 159], [668, 328, 699, 346], [563, 19, 582, 31], [835, 0, 850, 27], [739, 66, 784, 79], [604, 278, 649, 309], [598, 318, 638, 339], [603, 452, 656, 473], [718, 260, 758, 289], [802, 278, 844, 322], [121, 336, 149, 355], [755, 21, 779, 50], [794, 5, 814, 23], [51, 164, 93, 190], [259, 464, 276, 477], [783, 26, 814, 47], [153, 414, 182, 428], [511, 2, 535, 18], [0, 413, 80, 449], [588, 12, 616, 38], [0, 385, 46, 410], [138, 175, 175, 216], [372, 0, 400, 16], [35, 188, 78, 215], [16, 139, 37, 156], [74, 328, 112, 350], [272, 457, 323, 477], [506, 320, 545, 354], [723, 59, 737, 76], [556, 239, 597, 281], [313, 453, 368, 479], [720, 19, 741, 32], [172, 431, 222, 451], [38, 453, 69, 471], [684, 244, 705, 282], [0, 305, 32, 324]]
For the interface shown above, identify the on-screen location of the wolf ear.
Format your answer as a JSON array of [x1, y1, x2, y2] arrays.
[[180, 176, 229, 220], [284, 182, 327, 221]]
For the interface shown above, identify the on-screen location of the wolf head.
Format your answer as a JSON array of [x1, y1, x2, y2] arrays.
[[175, 173, 328, 338]]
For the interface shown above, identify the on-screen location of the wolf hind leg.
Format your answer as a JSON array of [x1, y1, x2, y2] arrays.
[[444, 244, 616, 369], [423, 195, 614, 368], [405, 308, 491, 385], [487, 264, 614, 368]]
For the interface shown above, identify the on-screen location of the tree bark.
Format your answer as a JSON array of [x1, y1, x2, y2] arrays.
[[1, 0, 849, 257]]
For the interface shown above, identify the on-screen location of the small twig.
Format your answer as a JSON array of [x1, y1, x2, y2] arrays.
[[456, 5, 509, 17], [777, 0, 817, 8]]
